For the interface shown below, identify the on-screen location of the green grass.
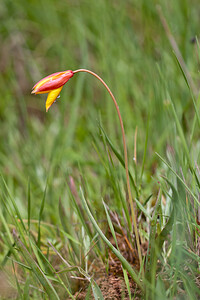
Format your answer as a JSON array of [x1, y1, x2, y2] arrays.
[[1, 0, 200, 299]]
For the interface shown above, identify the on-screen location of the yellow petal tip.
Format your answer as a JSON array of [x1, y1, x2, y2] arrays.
[[46, 105, 50, 112]]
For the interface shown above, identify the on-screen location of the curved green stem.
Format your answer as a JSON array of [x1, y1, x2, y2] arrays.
[[73, 69, 143, 271]]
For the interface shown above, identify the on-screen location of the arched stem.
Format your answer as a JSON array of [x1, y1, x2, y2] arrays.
[[73, 69, 143, 270]]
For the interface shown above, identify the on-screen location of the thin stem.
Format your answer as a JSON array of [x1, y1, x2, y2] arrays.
[[73, 69, 143, 270]]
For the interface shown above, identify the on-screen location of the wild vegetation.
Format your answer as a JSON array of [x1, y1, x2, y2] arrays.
[[0, 1, 200, 299]]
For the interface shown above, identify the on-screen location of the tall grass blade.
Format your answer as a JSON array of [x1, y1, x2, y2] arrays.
[[37, 183, 47, 248], [172, 51, 200, 143], [102, 200, 118, 249], [139, 112, 150, 185], [58, 199, 80, 259], [168, 94, 191, 165], [122, 268, 132, 299], [156, 152, 198, 204], [1, 175, 26, 232], [99, 124, 138, 196], [23, 275, 30, 300], [27, 179, 31, 232], [67, 185, 93, 240], [13, 230, 60, 300], [91, 279, 104, 300], [12, 261, 23, 299]]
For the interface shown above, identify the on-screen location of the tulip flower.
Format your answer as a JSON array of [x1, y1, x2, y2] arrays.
[[31, 70, 74, 111]]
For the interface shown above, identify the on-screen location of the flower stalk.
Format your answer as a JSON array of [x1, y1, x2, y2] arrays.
[[73, 69, 143, 269], [32, 68, 143, 271]]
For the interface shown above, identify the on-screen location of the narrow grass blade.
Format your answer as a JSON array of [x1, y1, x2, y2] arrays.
[[190, 92, 200, 145], [0, 206, 21, 266], [23, 275, 30, 300], [59, 199, 80, 259], [91, 279, 104, 300], [143, 194, 153, 207], [155, 276, 167, 300], [67, 186, 93, 240], [156, 152, 198, 204], [85, 281, 92, 300], [37, 183, 47, 248], [27, 179, 31, 232], [1, 175, 26, 231], [102, 200, 118, 249], [173, 51, 200, 121], [0, 206, 13, 245], [8, 257, 32, 271], [139, 111, 150, 185], [172, 51, 200, 144], [135, 198, 152, 221], [92, 132, 132, 231], [13, 230, 60, 300], [32, 240, 75, 298], [145, 190, 161, 294], [99, 124, 138, 196], [122, 267, 132, 299], [12, 261, 23, 299], [168, 94, 191, 165], [156, 207, 174, 252]]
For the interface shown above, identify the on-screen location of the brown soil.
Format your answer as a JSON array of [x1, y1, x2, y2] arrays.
[[74, 234, 147, 299]]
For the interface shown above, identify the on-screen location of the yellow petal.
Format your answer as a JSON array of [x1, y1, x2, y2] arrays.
[[46, 87, 63, 112], [33, 90, 51, 95]]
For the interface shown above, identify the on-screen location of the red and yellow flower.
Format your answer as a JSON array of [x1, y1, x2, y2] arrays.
[[31, 70, 74, 111]]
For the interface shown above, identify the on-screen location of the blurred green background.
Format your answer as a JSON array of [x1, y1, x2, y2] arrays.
[[1, 0, 200, 298], [0, 0, 199, 238]]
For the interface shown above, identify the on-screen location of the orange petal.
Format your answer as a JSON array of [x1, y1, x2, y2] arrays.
[[32, 70, 74, 94], [46, 86, 63, 112]]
